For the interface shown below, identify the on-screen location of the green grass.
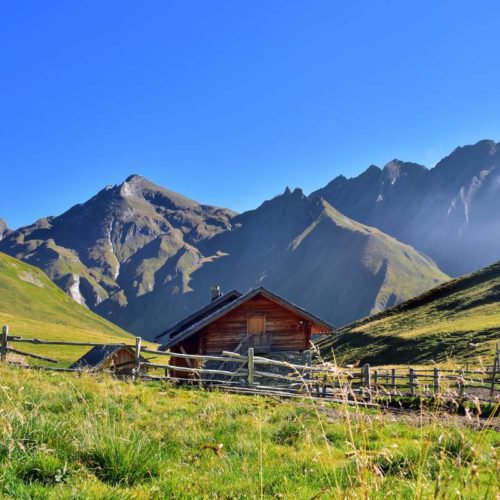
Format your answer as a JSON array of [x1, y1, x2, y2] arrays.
[[0, 252, 158, 365], [317, 260, 500, 366], [0, 364, 497, 498]]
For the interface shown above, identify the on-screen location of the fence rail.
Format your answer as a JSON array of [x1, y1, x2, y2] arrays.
[[1, 325, 499, 403]]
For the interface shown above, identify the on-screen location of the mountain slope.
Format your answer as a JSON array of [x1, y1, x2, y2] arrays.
[[0, 175, 235, 310], [0, 181, 448, 339], [312, 139, 500, 276], [112, 189, 447, 337], [0, 252, 135, 361], [193, 189, 448, 326], [316, 260, 500, 365]]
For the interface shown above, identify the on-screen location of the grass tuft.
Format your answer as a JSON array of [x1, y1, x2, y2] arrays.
[[81, 430, 161, 486]]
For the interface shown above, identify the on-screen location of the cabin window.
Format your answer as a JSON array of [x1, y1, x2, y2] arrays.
[[247, 314, 266, 334]]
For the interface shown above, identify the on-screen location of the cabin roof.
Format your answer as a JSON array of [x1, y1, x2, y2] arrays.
[[156, 287, 335, 350], [154, 290, 242, 343], [70, 345, 136, 371]]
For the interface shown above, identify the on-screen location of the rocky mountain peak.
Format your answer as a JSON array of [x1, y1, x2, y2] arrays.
[[0, 218, 8, 240], [125, 174, 144, 183]]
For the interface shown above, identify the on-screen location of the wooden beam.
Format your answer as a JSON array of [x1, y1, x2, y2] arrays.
[[6, 347, 58, 364], [7, 337, 130, 347], [142, 348, 247, 364], [142, 361, 243, 377]]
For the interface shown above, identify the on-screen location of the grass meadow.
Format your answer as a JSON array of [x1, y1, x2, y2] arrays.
[[0, 364, 498, 499]]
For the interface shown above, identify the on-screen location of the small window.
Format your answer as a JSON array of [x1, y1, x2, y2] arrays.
[[247, 314, 265, 334]]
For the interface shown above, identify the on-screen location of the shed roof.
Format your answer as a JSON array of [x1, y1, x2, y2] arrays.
[[156, 287, 335, 350], [70, 345, 136, 371], [154, 290, 242, 343]]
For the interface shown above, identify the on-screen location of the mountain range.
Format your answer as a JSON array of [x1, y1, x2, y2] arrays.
[[312, 139, 500, 277], [1, 139, 498, 340]]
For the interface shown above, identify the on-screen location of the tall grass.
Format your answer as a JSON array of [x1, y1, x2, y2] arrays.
[[0, 364, 497, 498]]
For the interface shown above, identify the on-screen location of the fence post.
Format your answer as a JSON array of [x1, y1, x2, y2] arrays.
[[391, 368, 396, 393], [458, 368, 465, 398], [433, 367, 440, 394], [409, 368, 416, 396], [247, 347, 254, 386], [1, 325, 8, 362], [373, 369, 378, 388], [490, 348, 499, 400], [134, 336, 142, 380], [304, 349, 312, 382], [362, 363, 371, 390]]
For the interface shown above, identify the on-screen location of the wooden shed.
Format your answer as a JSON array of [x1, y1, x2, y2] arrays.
[[70, 345, 144, 374], [155, 287, 334, 377]]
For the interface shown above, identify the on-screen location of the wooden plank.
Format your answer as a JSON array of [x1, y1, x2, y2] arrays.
[[7, 337, 130, 347], [142, 361, 245, 377], [222, 351, 348, 374], [142, 348, 247, 364], [6, 347, 58, 364]]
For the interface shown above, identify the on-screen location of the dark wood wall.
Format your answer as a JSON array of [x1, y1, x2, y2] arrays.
[[201, 294, 310, 353], [102, 349, 135, 372], [169, 294, 313, 375]]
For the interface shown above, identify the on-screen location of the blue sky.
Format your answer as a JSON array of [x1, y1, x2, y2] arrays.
[[1, 1, 500, 229]]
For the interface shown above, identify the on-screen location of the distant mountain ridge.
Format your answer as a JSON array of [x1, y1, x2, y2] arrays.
[[311, 139, 500, 276], [0, 176, 447, 339], [0, 175, 235, 312]]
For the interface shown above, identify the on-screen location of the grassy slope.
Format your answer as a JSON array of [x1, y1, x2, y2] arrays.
[[317, 260, 500, 366], [0, 365, 497, 498], [0, 252, 138, 363]]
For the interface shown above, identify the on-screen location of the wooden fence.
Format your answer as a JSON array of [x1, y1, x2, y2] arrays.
[[1, 325, 499, 403]]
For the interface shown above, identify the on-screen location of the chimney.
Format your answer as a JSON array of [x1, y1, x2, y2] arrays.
[[210, 285, 222, 302]]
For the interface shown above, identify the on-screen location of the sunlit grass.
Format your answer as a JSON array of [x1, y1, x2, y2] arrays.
[[0, 364, 497, 498]]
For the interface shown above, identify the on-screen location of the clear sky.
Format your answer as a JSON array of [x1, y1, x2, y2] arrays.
[[1, 1, 500, 229]]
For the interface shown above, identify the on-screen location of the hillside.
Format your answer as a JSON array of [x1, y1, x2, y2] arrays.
[[312, 139, 500, 276], [0, 252, 135, 362], [190, 190, 448, 328], [90, 189, 448, 337], [0, 175, 235, 310], [0, 178, 448, 339], [316, 260, 500, 366]]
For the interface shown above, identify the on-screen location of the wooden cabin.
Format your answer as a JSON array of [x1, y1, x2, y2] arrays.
[[70, 345, 145, 374], [155, 287, 334, 377]]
